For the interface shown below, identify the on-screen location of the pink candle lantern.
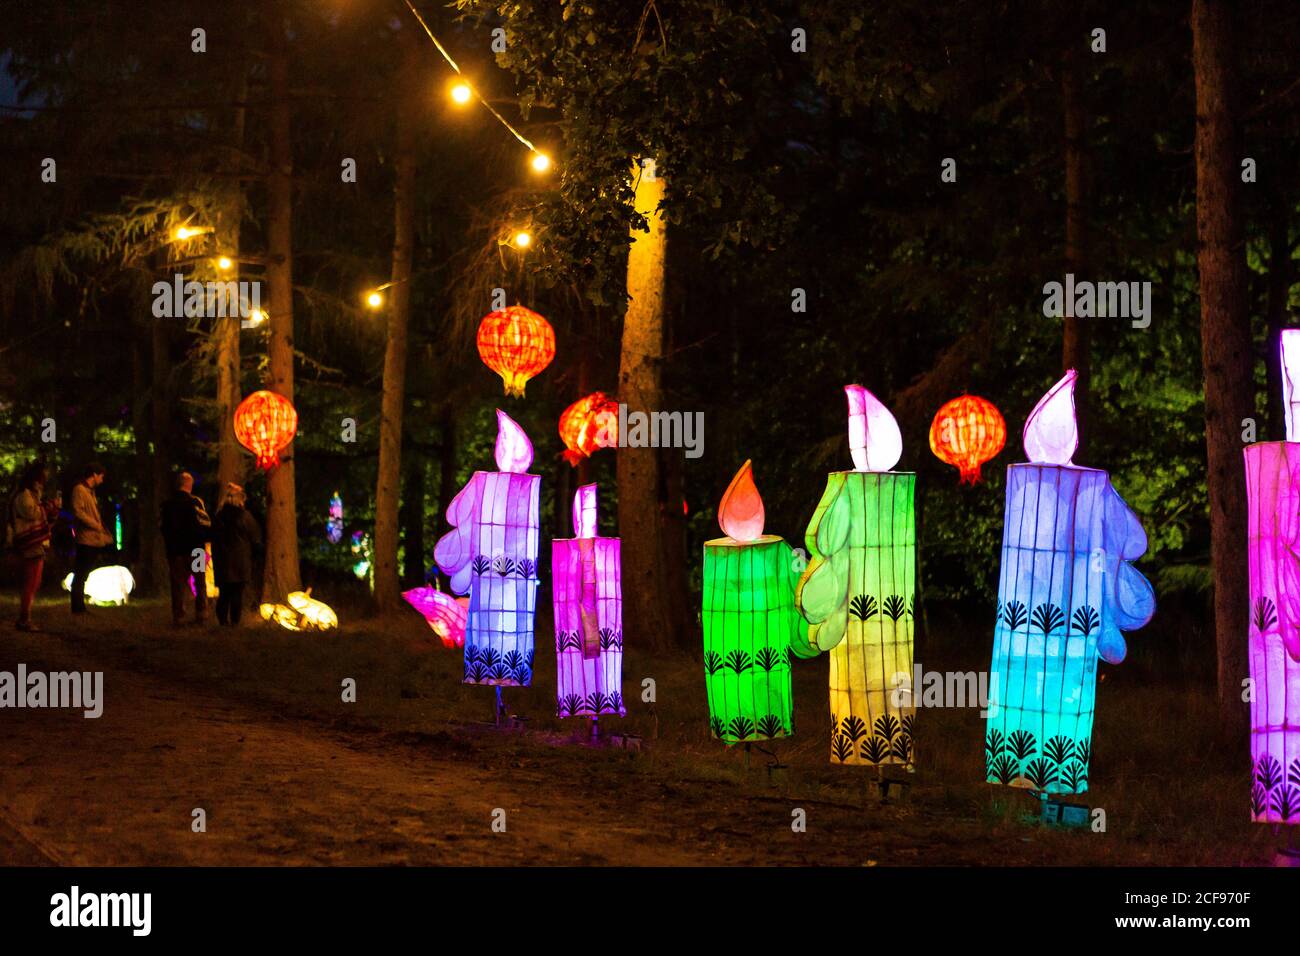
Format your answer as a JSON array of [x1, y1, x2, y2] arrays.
[[434, 410, 541, 686], [552, 483, 625, 718], [1244, 329, 1300, 825]]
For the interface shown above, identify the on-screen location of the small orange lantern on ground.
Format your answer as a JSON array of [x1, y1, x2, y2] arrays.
[[929, 394, 1006, 484], [559, 391, 619, 465], [476, 305, 556, 397], [234, 390, 298, 470]]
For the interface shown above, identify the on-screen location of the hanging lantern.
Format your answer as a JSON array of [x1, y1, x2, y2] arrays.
[[553, 484, 625, 717], [1244, 329, 1300, 825], [476, 305, 556, 397], [234, 390, 298, 470], [984, 370, 1154, 794], [435, 410, 541, 687], [929, 394, 1006, 484], [701, 461, 799, 744], [558, 392, 620, 465], [402, 586, 469, 649], [797, 385, 916, 768]]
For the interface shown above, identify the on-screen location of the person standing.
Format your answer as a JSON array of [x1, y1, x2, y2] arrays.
[[7, 462, 60, 631], [70, 462, 112, 614], [161, 471, 213, 626], [211, 483, 262, 627]]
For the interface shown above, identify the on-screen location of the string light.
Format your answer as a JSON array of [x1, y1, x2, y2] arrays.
[[246, 308, 267, 327], [217, 256, 233, 270], [402, 0, 551, 173], [513, 231, 532, 250], [367, 291, 384, 309]]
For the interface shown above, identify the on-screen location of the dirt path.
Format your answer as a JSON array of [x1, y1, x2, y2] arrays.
[[0, 624, 710, 865]]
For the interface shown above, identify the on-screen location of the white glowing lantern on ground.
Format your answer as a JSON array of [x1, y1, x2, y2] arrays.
[[62, 565, 136, 606]]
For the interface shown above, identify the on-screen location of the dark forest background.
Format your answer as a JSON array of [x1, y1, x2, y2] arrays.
[[0, 0, 1296, 690]]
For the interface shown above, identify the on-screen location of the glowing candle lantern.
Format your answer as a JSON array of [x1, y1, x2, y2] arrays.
[[234, 390, 297, 470], [435, 410, 540, 686], [402, 585, 469, 649], [476, 305, 556, 397], [61, 565, 135, 606], [558, 392, 620, 465], [702, 461, 799, 743], [327, 491, 344, 544], [984, 370, 1155, 794], [929, 394, 1006, 484], [553, 484, 625, 717], [1244, 329, 1300, 825], [796, 386, 917, 766]]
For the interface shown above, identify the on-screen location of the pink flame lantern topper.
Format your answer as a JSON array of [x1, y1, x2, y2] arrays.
[[552, 484, 625, 718], [434, 409, 541, 687], [402, 586, 469, 649], [1243, 329, 1300, 825]]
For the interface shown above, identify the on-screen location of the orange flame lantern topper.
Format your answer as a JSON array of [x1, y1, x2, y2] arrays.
[[476, 305, 556, 397], [928, 394, 1006, 484], [558, 392, 620, 465], [234, 390, 298, 470]]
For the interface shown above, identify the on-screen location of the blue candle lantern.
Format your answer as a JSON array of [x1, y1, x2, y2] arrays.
[[985, 371, 1155, 794]]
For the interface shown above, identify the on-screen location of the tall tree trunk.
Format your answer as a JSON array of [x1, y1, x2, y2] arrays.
[[262, 12, 300, 599], [617, 159, 675, 652], [1265, 199, 1291, 440], [150, 304, 171, 591], [400, 450, 425, 586], [436, 403, 458, 591], [1061, 48, 1091, 457], [214, 71, 248, 495], [373, 35, 418, 613], [132, 281, 166, 593], [1193, 0, 1251, 732]]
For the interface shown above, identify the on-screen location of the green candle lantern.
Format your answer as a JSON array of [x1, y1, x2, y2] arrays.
[[702, 461, 800, 744]]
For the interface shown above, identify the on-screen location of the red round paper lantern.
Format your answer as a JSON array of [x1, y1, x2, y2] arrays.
[[234, 390, 298, 470], [558, 391, 619, 465], [929, 394, 1006, 484], [476, 305, 556, 397]]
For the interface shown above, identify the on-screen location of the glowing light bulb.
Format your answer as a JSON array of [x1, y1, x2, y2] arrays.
[[530, 152, 551, 173], [450, 81, 472, 104], [175, 227, 193, 240], [217, 256, 232, 270], [246, 308, 267, 327], [366, 291, 383, 309], [514, 231, 532, 249]]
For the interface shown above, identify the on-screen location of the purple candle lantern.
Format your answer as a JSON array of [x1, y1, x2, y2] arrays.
[[1244, 329, 1300, 825], [434, 410, 540, 687], [552, 483, 625, 718]]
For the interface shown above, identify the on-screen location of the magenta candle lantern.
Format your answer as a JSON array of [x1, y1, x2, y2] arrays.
[[1244, 329, 1300, 824], [552, 483, 625, 717]]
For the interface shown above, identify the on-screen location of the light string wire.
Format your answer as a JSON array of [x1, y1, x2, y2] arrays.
[[402, 0, 540, 155]]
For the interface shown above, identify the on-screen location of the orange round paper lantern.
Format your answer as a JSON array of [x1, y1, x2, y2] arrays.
[[476, 305, 556, 397], [234, 390, 298, 470], [558, 391, 619, 465], [929, 394, 1006, 484]]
